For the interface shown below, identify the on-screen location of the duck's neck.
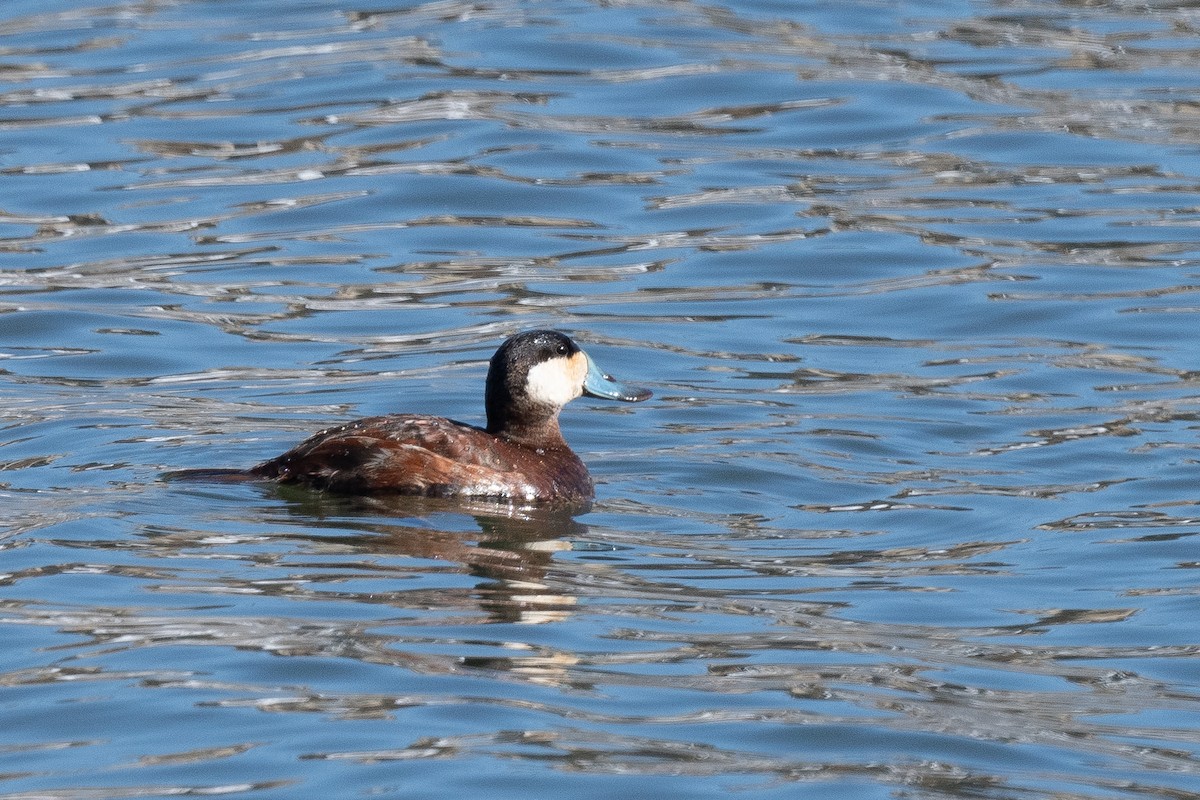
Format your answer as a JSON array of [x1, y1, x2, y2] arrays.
[[488, 415, 568, 450], [485, 386, 568, 450]]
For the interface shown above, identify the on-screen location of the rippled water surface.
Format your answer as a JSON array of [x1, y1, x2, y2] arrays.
[[3, 1, 1200, 797]]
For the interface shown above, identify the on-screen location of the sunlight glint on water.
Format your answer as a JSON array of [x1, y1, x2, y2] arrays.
[[1, 1, 1199, 798]]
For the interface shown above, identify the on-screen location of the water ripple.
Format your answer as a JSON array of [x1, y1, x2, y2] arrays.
[[2, 0, 1200, 798]]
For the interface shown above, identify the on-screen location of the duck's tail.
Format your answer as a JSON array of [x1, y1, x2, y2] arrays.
[[162, 467, 259, 484]]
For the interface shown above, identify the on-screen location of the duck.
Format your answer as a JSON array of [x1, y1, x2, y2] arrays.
[[171, 330, 651, 504]]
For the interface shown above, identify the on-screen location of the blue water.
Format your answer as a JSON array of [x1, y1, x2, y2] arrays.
[[2, 0, 1200, 797]]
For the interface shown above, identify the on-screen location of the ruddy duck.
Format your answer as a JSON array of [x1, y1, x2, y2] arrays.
[[173, 331, 650, 503]]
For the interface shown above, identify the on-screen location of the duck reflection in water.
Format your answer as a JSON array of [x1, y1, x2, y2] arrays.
[[170, 330, 651, 505], [271, 491, 597, 633]]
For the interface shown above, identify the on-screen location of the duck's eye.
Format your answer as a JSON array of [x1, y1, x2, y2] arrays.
[[555, 343, 568, 355]]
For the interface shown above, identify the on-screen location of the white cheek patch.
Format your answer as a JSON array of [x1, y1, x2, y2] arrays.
[[525, 354, 585, 407]]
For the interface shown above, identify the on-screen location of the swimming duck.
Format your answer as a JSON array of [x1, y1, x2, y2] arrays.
[[179, 331, 651, 503]]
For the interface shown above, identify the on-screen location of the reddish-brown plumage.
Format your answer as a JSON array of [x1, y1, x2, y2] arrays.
[[249, 414, 593, 502]]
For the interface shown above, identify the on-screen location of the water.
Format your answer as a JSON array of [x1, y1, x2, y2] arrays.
[[2, 0, 1199, 797]]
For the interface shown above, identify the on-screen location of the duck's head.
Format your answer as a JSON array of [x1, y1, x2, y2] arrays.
[[485, 330, 651, 442]]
